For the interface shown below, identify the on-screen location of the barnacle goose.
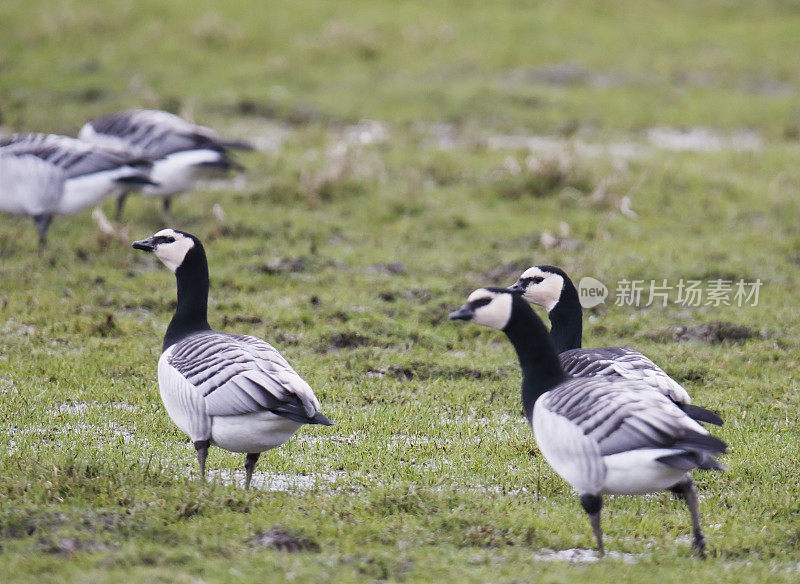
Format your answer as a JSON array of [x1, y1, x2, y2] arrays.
[[509, 265, 722, 426], [0, 133, 156, 244], [81, 109, 252, 218], [0, 152, 67, 247], [132, 228, 332, 488], [450, 288, 726, 555]]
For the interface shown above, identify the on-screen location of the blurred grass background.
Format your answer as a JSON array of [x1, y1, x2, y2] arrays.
[[1, 1, 800, 583]]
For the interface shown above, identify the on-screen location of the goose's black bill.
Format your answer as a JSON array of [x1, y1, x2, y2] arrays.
[[132, 237, 157, 252], [507, 281, 525, 293], [449, 305, 474, 321]]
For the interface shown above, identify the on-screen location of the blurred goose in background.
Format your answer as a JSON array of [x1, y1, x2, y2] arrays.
[[0, 152, 67, 247], [81, 109, 253, 218], [0, 133, 156, 244], [509, 265, 722, 426], [132, 228, 332, 489], [450, 287, 727, 555]]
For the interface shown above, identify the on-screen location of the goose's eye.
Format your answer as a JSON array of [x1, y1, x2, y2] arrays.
[[472, 298, 492, 309], [531, 276, 544, 284]]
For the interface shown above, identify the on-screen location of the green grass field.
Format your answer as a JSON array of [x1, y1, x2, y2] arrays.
[[2, 1, 800, 582]]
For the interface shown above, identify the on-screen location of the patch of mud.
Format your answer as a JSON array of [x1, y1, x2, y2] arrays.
[[4, 510, 136, 556], [365, 365, 414, 381], [221, 314, 264, 326], [248, 527, 319, 552], [228, 98, 325, 126], [38, 537, 110, 556], [365, 364, 504, 382], [461, 525, 517, 548], [256, 256, 308, 274], [326, 332, 375, 350], [532, 547, 637, 564], [644, 322, 765, 344], [5, 511, 134, 538], [366, 262, 406, 275], [274, 332, 299, 345]]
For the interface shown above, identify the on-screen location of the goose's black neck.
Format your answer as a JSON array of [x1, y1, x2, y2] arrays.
[[163, 242, 211, 351], [548, 274, 583, 352], [503, 295, 566, 420]]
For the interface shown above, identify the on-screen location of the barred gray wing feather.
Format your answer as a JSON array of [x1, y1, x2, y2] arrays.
[[539, 377, 716, 457], [0, 133, 150, 178], [167, 331, 322, 421], [559, 346, 692, 405], [83, 110, 228, 159]]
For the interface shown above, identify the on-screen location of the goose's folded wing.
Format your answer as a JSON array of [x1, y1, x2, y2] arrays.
[[167, 332, 329, 424], [559, 346, 692, 405], [84, 110, 227, 159], [0, 133, 149, 178], [539, 377, 725, 458], [0, 154, 65, 215]]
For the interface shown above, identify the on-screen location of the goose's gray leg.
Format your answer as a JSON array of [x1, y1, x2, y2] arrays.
[[194, 439, 210, 482], [670, 476, 706, 556], [33, 214, 53, 249], [580, 493, 604, 556], [162, 196, 172, 215], [244, 453, 260, 490], [115, 192, 129, 221]]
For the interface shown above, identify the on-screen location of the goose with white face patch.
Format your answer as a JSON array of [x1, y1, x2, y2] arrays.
[[450, 288, 726, 555], [81, 110, 253, 218], [132, 228, 332, 488], [0, 134, 156, 246], [509, 265, 722, 426]]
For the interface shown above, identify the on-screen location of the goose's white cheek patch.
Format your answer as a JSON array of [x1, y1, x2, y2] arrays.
[[473, 294, 513, 330], [155, 237, 194, 272], [524, 274, 564, 312]]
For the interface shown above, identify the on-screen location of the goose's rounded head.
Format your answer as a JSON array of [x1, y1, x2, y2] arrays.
[[449, 287, 516, 330], [132, 228, 199, 273], [508, 265, 566, 312]]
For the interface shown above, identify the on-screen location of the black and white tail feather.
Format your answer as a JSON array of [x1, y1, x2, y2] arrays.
[[450, 287, 726, 556], [133, 228, 331, 489], [509, 265, 723, 426]]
